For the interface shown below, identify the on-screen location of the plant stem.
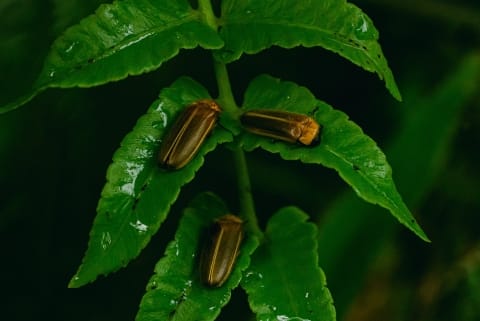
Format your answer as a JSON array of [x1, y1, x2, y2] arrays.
[[233, 145, 262, 238], [213, 61, 237, 113], [213, 59, 262, 238], [198, 0, 262, 237], [198, 0, 218, 30]]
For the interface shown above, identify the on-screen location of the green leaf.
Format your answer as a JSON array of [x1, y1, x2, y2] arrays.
[[136, 192, 259, 321], [0, 0, 223, 114], [217, 0, 401, 100], [317, 53, 480, 318], [242, 207, 336, 321], [69, 77, 233, 288], [240, 74, 428, 241]]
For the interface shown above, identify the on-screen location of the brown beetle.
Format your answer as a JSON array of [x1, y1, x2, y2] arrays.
[[200, 214, 243, 287], [158, 99, 221, 169], [240, 109, 320, 146]]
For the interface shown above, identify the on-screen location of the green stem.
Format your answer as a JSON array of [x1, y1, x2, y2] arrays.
[[233, 146, 262, 238], [198, 0, 262, 238], [213, 60, 262, 238], [213, 61, 237, 113], [197, 0, 218, 30]]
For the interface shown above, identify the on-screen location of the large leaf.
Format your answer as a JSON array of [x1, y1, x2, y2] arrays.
[[240, 75, 428, 241], [242, 207, 336, 321], [0, 0, 223, 113], [136, 192, 259, 321], [69, 77, 233, 288], [217, 0, 401, 100]]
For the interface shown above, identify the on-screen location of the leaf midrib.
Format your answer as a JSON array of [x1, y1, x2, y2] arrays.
[[222, 19, 382, 72]]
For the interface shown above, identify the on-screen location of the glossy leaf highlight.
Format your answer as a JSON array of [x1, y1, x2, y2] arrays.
[[69, 77, 233, 288], [242, 207, 336, 321], [240, 75, 428, 241], [217, 0, 401, 100], [0, 0, 223, 113], [136, 192, 259, 321]]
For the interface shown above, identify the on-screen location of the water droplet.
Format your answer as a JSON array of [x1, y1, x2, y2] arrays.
[[119, 162, 145, 195], [129, 220, 148, 233], [122, 24, 135, 37], [117, 32, 155, 51], [175, 242, 180, 256], [148, 280, 158, 290], [276, 315, 311, 321], [120, 183, 135, 195], [65, 42, 77, 53], [101, 232, 112, 250], [353, 13, 378, 40]]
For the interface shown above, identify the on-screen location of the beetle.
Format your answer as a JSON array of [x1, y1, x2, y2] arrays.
[[200, 214, 244, 287], [240, 109, 321, 146], [157, 99, 221, 169]]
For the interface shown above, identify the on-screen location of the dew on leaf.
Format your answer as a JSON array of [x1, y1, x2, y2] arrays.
[[100, 231, 112, 250], [276, 315, 311, 321], [65, 41, 77, 53], [353, 13, 378, 40], [129, 220, 148, 233], [117, 32, 155, 51]]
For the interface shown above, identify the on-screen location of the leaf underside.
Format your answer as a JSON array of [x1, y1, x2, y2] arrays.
[[242, 207, 336, 321], [136, 192, 259, 321], [69, 77, 233, 288], [240, 75, 428, 241], [217, 0, 401, 100]]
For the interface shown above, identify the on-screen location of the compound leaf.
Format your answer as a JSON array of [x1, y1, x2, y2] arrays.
[[69, 77, 233, 288]]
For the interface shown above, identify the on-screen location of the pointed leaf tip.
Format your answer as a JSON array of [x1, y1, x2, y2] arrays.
[[240, 74, 428, 241], [70, 77, 233, 287], [218, 0, 401, 100], [3, 0, 224, 112]]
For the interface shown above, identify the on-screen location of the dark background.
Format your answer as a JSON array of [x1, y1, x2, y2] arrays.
[[1, 0, 479, 320]]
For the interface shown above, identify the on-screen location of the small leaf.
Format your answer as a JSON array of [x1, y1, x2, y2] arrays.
[[136, 192, 259, 321], [240, 75, 428, 241], [242, 207, 336, 321], [217, 0, 401, 100], [0, 0, 223, 113], [69, 77, 233, 288]]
